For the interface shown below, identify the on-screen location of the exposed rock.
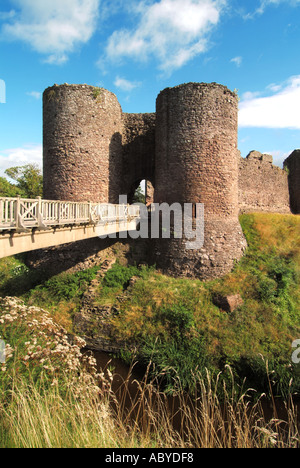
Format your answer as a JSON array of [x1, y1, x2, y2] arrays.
[[261, 153, 273, 163], [246, 150, 262, 160], [212, 293, 244, 312], [239, 151, 290, 214]]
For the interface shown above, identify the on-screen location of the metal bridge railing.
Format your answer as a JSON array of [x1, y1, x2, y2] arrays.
[[0, 197, 140, 233]]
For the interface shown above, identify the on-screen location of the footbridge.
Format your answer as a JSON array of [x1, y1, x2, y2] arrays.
[[0, 197, 141, 259]]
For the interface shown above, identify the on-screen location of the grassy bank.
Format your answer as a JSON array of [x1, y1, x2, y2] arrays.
[[107, 213, 300, 395], [0, 213, 299, 396], [0, 213, 300, 447], [0, 296, 299, 448]]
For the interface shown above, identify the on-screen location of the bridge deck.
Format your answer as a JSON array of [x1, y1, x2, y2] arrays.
[[0, 197, 140, 258]]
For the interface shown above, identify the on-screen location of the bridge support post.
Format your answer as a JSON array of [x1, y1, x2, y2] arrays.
[[16, 196, 29, 233], [37, 197, 49, 230]]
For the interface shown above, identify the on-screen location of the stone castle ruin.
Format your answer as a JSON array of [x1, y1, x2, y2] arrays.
[[43, 82, 300, 280]]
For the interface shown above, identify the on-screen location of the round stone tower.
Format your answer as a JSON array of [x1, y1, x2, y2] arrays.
[[43, 84, 123, 203], [154, 82, 246, 279]]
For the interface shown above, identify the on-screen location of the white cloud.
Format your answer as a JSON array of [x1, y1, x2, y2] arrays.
[[1, 0, 100, 64], [44, 54, 68, 66], [241, 91, 261, 101], [266, 150, 291, 168], [260, 0, 300, 11], [114, 76, 142, 92], [0, 10, 16, 20], [104, 0, 226, 74], [266, 83, 282, 93], [230, 56, 242, 67], [0, 145, 42, 178], [245, 0, 300, 18], [26, 91, 41, 100], [239, 75, 300, 129]]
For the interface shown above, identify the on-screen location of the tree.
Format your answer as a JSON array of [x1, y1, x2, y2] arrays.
[[0, 177, 22, 197], [4, 164, 43, 198], [132, 184, 146, 204]]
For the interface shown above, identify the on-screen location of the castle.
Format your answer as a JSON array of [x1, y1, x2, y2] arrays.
[[43, 82, 299, 280]]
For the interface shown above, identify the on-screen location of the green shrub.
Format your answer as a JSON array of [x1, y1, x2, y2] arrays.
[[0, 257, 46, 297], [103, 264, 140, 289], [154, 304, 195, 340], [0, 297, 89, 399], [28, 265, 100, 304], [100, 263, 155, 300], [231, 355, 300, 398], [140, 334, 211, 393]]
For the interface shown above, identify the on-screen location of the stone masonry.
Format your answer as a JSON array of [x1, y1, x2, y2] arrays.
[[43, 85, 123, 203], [154, 82, 246, 279], [238, 151, 291, 214], [284, 150, 300, 214], [43, 82, 300, 280]]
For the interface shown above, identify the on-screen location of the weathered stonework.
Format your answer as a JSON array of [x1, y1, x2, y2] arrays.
[[284, 150, 300, 214], [122, 112, 156, 202], [43, 84, 123, 203], [154, 82, 246, 279], [238, 151, 291, 214], [43, 81, 299, 280]]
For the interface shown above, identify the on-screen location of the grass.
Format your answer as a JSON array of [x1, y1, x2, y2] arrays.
[[0, 212, 299, 447], [1, 213, 298, 395], [0, 374, 122, 449], [109, 213, 300, 396], [0, 270, 299, 448], [1, 360, 299, 448], [0, 260, 102, 332], [95, 264, 154, 306]]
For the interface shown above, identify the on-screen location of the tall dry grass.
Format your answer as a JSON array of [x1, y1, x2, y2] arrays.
[[114, 363, 300, 448], [1, 362, 299, 448]]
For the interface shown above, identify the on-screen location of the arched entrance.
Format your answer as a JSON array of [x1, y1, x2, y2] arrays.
[[130, 179, 155, 206]]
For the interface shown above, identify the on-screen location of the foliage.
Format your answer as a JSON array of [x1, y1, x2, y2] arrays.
[[97, 263, 154, 304], [0, 256, 44, 298], [0, 297, 93, 398], [4, 164, 43, 198], [1, 356, 299, 447], [92, 87, 102, 100], [132, 184, 146, 204], [111, 213, 300, 396], [35, 266, 100, 301], [24, 265, 102, 330], [156, 304, 195, 339], [103, 264, 140, 289], [0, 259, 102, 331], [0, 213, 299, 397], [139, 335, 211, 393], [0, 177, 22, 197]]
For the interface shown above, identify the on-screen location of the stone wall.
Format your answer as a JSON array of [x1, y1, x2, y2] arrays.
[[42, 81, 299, 281], [154, 82, 246, 280], [284, 150, 300, 214], [122, 113, 156, 201], [43, 84, 123, 203], [26, 236, 152, 277], [238, 151, 291, 214]]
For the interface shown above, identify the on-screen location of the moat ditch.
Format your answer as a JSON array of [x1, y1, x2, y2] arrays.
[[88, 350, 300, 446]]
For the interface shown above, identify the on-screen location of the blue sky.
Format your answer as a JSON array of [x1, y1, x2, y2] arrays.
[[0, 0, 300, 178]]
